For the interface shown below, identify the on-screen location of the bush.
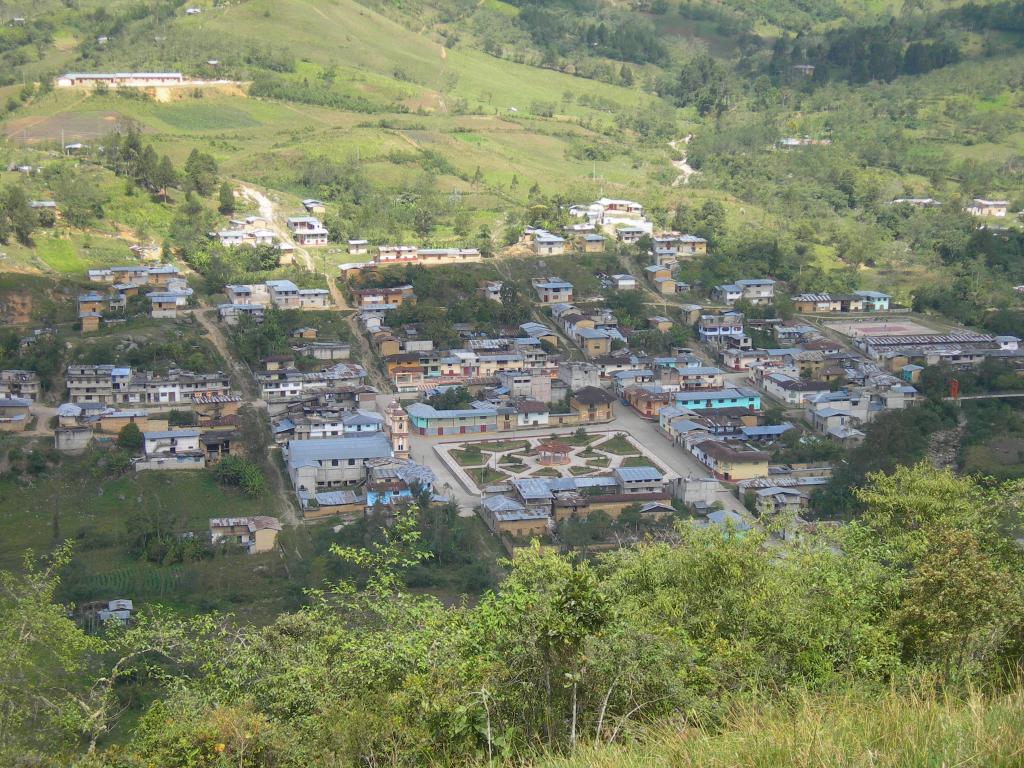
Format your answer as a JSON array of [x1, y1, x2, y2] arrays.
[[213, 455, 267, 498], [116, 423, 143, 453]]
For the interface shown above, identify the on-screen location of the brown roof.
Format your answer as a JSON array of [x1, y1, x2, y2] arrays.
[[572, 386, 615, 405], [801, 339, 842, 351], [516, 400, 550, 414], [695, 440, 769, 463], [538, 440, 571, 454]]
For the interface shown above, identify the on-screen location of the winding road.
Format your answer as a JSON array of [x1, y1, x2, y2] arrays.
[[668, 136, 697, 187]]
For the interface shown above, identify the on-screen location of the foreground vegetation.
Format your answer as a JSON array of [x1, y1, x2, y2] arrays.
[[3, 463, 1023, 766], [538, 687, 1024, 768]]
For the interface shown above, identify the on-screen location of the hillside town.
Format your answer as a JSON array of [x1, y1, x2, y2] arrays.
[[3, 190, 1021, 568]]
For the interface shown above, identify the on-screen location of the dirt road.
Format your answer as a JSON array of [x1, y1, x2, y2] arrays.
[[236, 182, 349, 310], [669, 136, 697, 187], [192, 308, 299, 525]]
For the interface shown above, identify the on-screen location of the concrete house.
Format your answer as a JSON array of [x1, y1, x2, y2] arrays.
[[965, 198, 1009, 217], [577, 327, 613, 358], [286, 434, 393, 492], [674, 387, 761, 412], [406, 403, 497, 436], [532, 229, 566, 256], [532, 277, 573, 304], [713, 279, 775, 306], [697, 313, 745, 344], [792, 294, 865, 313], [762, 373, 831, 405], [0, 397, 31, 432], [580, 234, 605, 253], [148, 291, 190, 319], [853, 290, 891, 311], [137, 429, 205, 471], [690, 440, 769, 481], [611, 274, 637, 291], [712, 284, 743, 305], [616, 226, 647, 244], [0, 370, 41, 401], [286, 216, 329, 245]]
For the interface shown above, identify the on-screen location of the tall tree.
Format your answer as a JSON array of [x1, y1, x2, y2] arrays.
[[184, 149, 218, 196], [218, 181, 235, 215]]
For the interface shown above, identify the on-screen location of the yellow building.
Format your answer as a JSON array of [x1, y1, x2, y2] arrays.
[[691, 440, 769, 481]]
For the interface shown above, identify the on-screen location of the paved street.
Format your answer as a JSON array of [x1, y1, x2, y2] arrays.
[[375, 393, 748, 518]]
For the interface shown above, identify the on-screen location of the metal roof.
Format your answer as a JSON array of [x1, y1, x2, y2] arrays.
[[512, 478, 554, 500], [613, 466, 662, 483], [286, 435, 392, 468]]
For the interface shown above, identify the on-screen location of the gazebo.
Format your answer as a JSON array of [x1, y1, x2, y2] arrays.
[[537, 440, 571, 466]]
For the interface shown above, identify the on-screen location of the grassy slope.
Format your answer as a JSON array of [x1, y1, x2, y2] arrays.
[[535, 687, 1024, 768], [0, 443, 302, 621]]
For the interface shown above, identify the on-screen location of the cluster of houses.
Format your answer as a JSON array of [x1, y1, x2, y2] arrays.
[[83, 263, 192, 326], [340, 242, 483, 271], [257, 354, 367, 400], [212, 214, 295, 264], [275, 400, 447, 521], [890, 196, 1017, 219], [480, 467, 672, 539], [54, 364, 242, 453], [219, 279, 331, 323]]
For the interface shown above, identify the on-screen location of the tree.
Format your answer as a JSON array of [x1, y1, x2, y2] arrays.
[[674, 54, 730, 117], [2, 185, 37, 245], [218, 181, 236, 215], [850, 464, 1024, 681], [0, 544, 102, 760], [412, 206, 435, 238], [137, 145, 158, 191], [184, 149, 219, 196], [116, 422, 143, 453], [47, 168, 106, 228], [154, 155, 178, 202]]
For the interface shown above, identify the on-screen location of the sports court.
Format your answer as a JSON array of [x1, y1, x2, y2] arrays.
[[824, 318, 938, 338]]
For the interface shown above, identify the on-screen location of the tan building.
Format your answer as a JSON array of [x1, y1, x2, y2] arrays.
[[569, 386, 615, 423], [578, 328, 612, 358], [690, 440, 769, 481], [209, 516, 282, 554], [0, 397, 31, 432]]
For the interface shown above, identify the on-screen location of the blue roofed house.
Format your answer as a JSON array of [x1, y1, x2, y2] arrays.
[[286, 434, 393, 493], [532, 277, 573, 304], [532, 230, 566, 255], [406, 402, 498, 436], [712, 283, 743, 305]]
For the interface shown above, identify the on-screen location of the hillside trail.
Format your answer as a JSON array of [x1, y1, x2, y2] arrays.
[[668, 135, 697, 187], [927, 411, 966, 471], [192, 307, 299, 525], [236, 182, 349, 310]]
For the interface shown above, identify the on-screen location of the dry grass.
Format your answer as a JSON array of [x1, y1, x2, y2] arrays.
[[533, 687, 1024, 768]]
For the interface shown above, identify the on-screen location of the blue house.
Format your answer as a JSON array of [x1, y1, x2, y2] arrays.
[[854, 290, 891, 311], [673, 387, 761, 411]]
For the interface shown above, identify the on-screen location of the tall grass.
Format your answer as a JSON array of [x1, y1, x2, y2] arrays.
[[534, 687, 1024, 767]]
